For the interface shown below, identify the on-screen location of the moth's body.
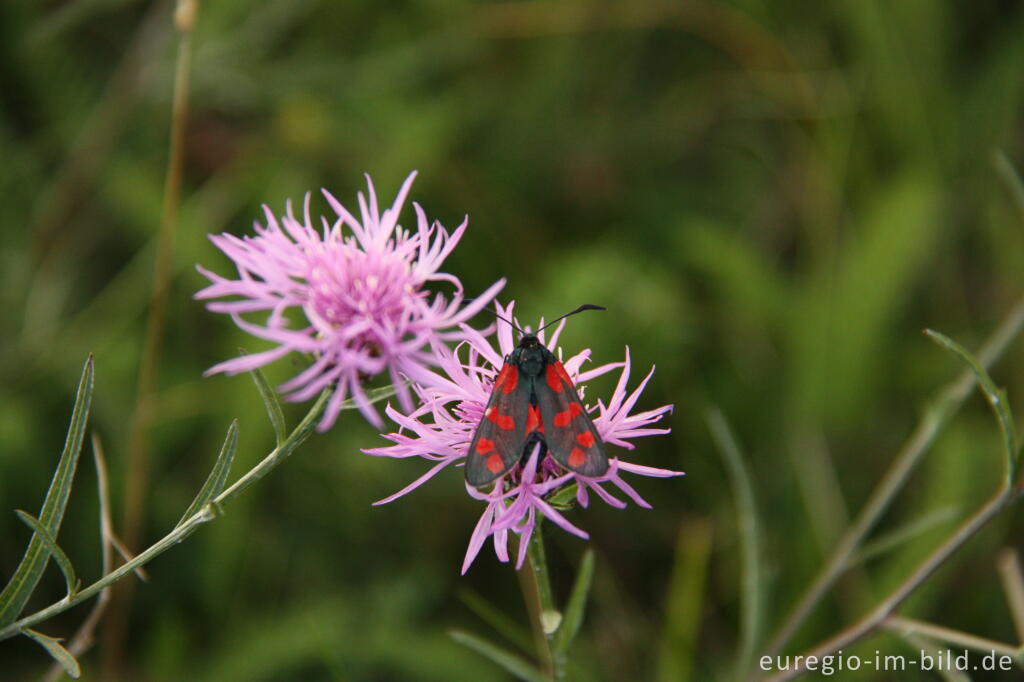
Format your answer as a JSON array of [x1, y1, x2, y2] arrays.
[[508, 335, 552, 467], [508, 334, 550, 379]]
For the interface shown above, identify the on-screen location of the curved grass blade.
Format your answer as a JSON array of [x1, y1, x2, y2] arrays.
[[552, 549, 595, 657], [655, 520, 714, 682], [22, 629, 81, 679], [177, 420, 238, 528], [851, 506, 960, 567], [449, 630, 545, 682], [925, 329, 1019, 482], [993, 150, 1024, 223], [457, 589, 534, 654], [706, 407, 764, 681], [249, 365, 286, 446], [0, 356, 94, 626], [13, 511, 79, 598]]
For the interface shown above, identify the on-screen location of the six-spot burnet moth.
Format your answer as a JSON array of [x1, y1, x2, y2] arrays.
[[465, 304, 609, 488]]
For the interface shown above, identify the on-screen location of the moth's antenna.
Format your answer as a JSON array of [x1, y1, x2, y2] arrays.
[[489, 306, 525, 335], [536, 304, 606, 333], [472, 302, 605, 335]]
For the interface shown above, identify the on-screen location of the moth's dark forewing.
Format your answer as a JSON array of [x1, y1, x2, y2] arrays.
[[465, 360, 531, 487], [536, 359, 609, 477]]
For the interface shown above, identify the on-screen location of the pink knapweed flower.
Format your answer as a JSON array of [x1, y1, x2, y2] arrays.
[[365, 301, 681, 573], [195, 172, 505, 430]]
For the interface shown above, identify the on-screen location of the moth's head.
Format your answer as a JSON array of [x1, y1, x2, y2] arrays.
[[518, 333, 540, 349]]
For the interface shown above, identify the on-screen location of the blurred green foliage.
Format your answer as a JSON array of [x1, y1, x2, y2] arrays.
[[2, 0, 1024, 679]]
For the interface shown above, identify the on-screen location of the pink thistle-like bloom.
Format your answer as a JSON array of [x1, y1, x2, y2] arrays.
[[365, 301, 681, 573], [195, 172, 505, 430]]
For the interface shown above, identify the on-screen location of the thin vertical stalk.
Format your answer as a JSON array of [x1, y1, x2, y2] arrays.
[[517, 529, 557, 680], [103, 1, 197, 673]]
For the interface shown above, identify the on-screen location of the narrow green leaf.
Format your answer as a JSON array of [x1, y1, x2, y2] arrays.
[[449, 630, 546, 682], [457, 589, 535, 654], [0, 356, 93, 627], [552, 550, 595, 656], [706, 408, 764, 680], [339, 381, 407, 411], [926, 329, 1019, 481], [177, 420, 239, 527], [22, 629, 81, 679], [249, 366, 286, 446], [214, 388, 332, 508], [13, 511, 78, 598], [655, 520, 714, 682], [545, 482, 579, 510], [993, 150, 1024, 223]]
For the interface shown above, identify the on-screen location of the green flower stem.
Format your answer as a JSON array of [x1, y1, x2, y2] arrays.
[[761, 294, 1024, 661], [527, 530, 556, 624], [763, 483, 1024, 681], [520, 528, 559, 681], [0, 388, 330, 645]]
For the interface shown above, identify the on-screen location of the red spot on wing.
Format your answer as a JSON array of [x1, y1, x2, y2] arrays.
[[486, 453, 505, 473], [475, 438, 495, 455], [525, 405, 543, 434], [496, 364, 518, 394], [553, 402, 583, 427], [485, 406, 515, 430], [545, 364, 564, 392], [576, 431, 595, 448], [554, 362, 573, 385], [568, 448, 586, 467]]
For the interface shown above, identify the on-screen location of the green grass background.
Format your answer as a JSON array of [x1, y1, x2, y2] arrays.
[[2, 1, 1024, 679]]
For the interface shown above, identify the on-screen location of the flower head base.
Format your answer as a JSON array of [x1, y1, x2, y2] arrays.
[[366, 301, 681, 573], [196, 172, 505, 430]]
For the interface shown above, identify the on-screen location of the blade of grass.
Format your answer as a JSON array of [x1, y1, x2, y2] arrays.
[[993, 150, 1024, 222], [763, 295, 1024, 660], [176, 420, 238, 528], [900, 632, 972, 682], [449, 629, 546, 682], [457, 589, 535, 655], [707, 407, 764, 680], [0, 356, 93, 626], [108, 3, 197, 668], [885, 615, 1021, 659], [655, 519, 714, 682], [13, 511, 79, 598], [552, 549, 595, 657], [850, 506, 960, 567], [925, 329, 1019, 482], [997, 549, 1024, 642], [22, 629, 81, 679]]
